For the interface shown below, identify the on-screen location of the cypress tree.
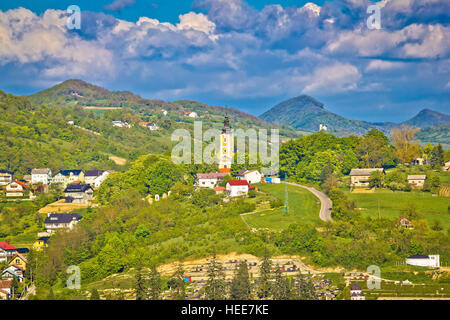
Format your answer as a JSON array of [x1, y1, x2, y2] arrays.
[[256, 250, 272, 299], [148, 265, 162, 300], [135, 264, 147, 300], [90, 288, 100, 300], [229, 261, 251, 300], [170, 263, 186, 300], [205, 254, 226, 300], [272, 265, 291, 300]]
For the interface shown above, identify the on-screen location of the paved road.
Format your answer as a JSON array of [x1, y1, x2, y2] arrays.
[[287, 182, 333, 222]]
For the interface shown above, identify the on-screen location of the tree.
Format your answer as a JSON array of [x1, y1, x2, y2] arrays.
[[431, 219, 444, 231], [391, 125, 420, 164], [272, 265, 291, 300], [148, 265, 162, 300], [356, 129, 395, 167], [229, 261, 251, 300], [401, 203, 420, 220], [292, 271, 317, 300], [369, 170, 383, 188], [430, 144, 445, 168], [47, 287, 55, 300], [256, 250, 272, 299], [135, 265, 147, 300], [90, 288, 100, 300], [205, 254, 226, 300], [170, 263, 186, 300]]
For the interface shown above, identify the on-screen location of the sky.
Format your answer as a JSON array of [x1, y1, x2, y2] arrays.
[[0, 0, 449, 122]]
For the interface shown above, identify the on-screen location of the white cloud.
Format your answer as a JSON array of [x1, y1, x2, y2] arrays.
[[302, 63, 361, 94], [366, 60, 405, 71]]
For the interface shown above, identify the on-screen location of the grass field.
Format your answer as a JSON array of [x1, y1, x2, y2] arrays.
[[346, 189, 450, 228], [244, 183, 320, 230]]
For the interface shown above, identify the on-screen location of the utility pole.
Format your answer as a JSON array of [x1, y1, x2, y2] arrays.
[[284, 173, 288, 215]]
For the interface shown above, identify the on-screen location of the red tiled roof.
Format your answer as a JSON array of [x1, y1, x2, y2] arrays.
[[214, 187, 226, 191], [0, 242, 17, 250], [0, 280, 12, 288], [227, 180, 249, 186]]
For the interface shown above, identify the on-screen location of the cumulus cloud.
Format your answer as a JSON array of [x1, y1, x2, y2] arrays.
[[0, 0, 448, 118], [104, 0, 136, 12]]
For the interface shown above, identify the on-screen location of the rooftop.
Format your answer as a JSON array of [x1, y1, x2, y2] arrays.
[[227, 180, 249, 186], [350, 168, 384, 176], [44, 213, 82, 224]]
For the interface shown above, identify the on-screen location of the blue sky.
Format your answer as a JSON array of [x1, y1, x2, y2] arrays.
[[0, 0, 449, 122]]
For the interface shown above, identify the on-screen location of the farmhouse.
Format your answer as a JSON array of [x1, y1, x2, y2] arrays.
[[5, 181, 26, 197], [44, 213, 82, 233], [0, 280, 12, 300], [8, 253, 27, 270], [406, 254, 440, 268], [0, 170, 13, 186], [411, 158, 428, 166], [84, 170, 104, 185], [64, 184, 93, 204], [139, 122, 159, 130], [32, 236, 49, 252], [349, 168, 385, 187], [444, 161, 450, 171], [112, 120, 131, 128], [2, 265, 25, 283], [196, 173, 228, 188], [350, 283, 365, 300], [407, 175, 426, 188], [236, 170, 262, 184], [53, 170, 85, 187], [397, 217, 412, 229], [31, 168, 52, 185], [226, 180, 249, 197], [0, 242, 17, 263]]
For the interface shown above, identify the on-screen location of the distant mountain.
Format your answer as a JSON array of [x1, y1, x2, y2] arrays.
[[403, 109, 450, 128], [260, 95, 450, 138], [415, 124, 450, 148]]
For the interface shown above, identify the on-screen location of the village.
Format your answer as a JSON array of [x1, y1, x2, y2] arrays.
[[0, 116, 449, 300]]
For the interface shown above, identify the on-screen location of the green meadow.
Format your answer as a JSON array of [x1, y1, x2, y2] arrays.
[[244, 183, 321, 230], [346, 190, 450, 228]]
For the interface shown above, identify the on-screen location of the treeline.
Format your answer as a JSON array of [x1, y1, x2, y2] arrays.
[[280, 127, 448, 184]]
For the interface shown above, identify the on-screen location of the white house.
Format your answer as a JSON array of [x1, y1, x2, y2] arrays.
[[226, 180, 249, 197], [406, 255, 440, 268], [112, 121, 131, 128], [31, 168, 52, 185], [64, 184, 94, 204], [350, 168, 385, 187], [44, 213, 82, 234], [94, 170, 111, 189], [84, 170, 104, 186], [196, 172, 228, 188], [0, 242, 17, 263], [5, 181, 25, 197], [319, 124, 328, 131], [350, 283, 365, 300], [0, 170, 13, 186], [139, 122, 159, 130], [236, 170, 262, 184], [407, 175, 426, 188], [187, 112, 198, 118], [52, 170, 84, 187]]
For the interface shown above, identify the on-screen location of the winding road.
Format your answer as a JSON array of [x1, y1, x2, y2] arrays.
[[287, 182, 333, 222]]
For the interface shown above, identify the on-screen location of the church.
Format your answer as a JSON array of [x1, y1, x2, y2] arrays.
[[219, 115, 234, 173]]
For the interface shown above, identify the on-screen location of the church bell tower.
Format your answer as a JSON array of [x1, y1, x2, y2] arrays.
[[219, 115, 233, 173]]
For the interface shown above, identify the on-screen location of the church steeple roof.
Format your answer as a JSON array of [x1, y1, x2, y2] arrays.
[[222, 115, 231, 134]]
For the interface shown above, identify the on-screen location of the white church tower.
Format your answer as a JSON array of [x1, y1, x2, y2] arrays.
[[219, 115, 233, 173]]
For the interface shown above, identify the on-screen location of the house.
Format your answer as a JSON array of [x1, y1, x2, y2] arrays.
[[52, 170, 85, 187], [350, 283, 365, 300], [139, 122, 159, 130], [44, 213, 82, 234], [411, 158, 427, 166], [31, 168, 52, 185], [444, 161, 450, 172], [112, 120, 131, 128], [2, 265, 25, 283], [5, 181, 26, 197], [349, 168, 385, 187], [236, 170, 262, 184], [8, 253, 27, 271], [319, 124, 328, 131], [397, 217, 412, 229], [196, 173, 228, 189], [407, 175, 426, 188], [226, 180, 249, 197], [214, 186, 226, 194], [0, 170, 13, 186], [0, 280, 12, 300], [64, 184, 93, 204], [84, 170, 104, 186], [0, 242, 17, 263], [94, 170, 111, 189], [32, 236, 49, 251], [186, 112, 198, 118], [406, 254, 440, 268]]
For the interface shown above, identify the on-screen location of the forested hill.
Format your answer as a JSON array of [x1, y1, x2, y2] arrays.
[[28, 79, 298, 137], [0, 90, 178, 175]]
